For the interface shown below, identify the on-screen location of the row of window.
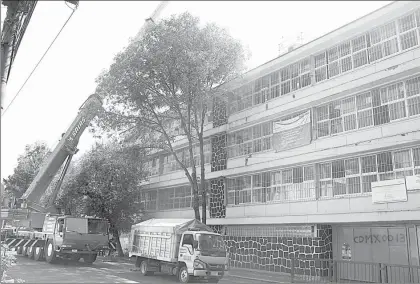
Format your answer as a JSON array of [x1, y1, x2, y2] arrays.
[[142, 183, 210, 211], [316, 76, 420, 138], [226, 147, 420, 205], [145, 72, 420, 171], [226, 8, 420, 115], [144, 141, 212, 176]]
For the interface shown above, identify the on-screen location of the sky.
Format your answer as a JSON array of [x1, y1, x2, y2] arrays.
[[0, 1, 392, 180]]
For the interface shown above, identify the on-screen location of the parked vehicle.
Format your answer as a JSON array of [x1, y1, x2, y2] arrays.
[[4, 214, 109, 263], [129, 218, 229, 283]]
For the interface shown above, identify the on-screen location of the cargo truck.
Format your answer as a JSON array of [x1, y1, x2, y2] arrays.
[[129, 219, 229, 283]]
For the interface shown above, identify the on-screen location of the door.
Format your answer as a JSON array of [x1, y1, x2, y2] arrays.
[[179, 233, 195, 272], [54, 218, 64, 249]]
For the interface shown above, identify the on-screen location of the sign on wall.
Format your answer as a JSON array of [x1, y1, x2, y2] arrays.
[[406, 175, 420, 191], [272, 110, 311, 152], [371, 178, 407, 204]]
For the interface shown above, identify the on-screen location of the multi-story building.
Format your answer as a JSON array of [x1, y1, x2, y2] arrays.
[[140, 1, 420, 280]]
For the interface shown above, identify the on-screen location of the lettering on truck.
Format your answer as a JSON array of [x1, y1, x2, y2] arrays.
[[67, 117, 87, 142]]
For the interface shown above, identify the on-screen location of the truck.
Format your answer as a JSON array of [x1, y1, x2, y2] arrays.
[[1, 1, 170, 265], [129, 218, 229, 283]]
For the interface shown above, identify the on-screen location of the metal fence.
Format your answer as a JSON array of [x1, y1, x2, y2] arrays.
[[290, 258, 420, 283]]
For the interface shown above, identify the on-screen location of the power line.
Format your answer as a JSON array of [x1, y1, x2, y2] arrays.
[[2, 4, 77, 117]]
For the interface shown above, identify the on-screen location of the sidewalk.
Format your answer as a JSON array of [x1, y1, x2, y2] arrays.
[[98, 256, 295, 283]]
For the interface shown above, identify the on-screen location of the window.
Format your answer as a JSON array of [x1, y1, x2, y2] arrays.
[[158, 186, 192, 210], [413, 147, 420, 175], [368, 21, 399, 63], [319, 148, 418, 197], [227, 176, 252, 205], [327, 40, 353, 78], [271, 166, 315, 202], [316, 77, 418, 138], [145, 157, 159, 176], [141, 190, 157, 211], [192, 141, 211, 166], [398, 12, 419, 51], [316, 97, 357, 137], [314, 52, 328, 83], [228, 122, 272, 158], [280, 57, 311, 96], [406, 76, 420, 116]]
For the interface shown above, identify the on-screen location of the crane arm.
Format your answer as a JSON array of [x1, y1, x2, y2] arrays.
[[20, 94, 103, 212]]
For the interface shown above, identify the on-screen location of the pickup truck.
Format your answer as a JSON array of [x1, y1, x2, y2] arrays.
[[129, 218, 229, 283]]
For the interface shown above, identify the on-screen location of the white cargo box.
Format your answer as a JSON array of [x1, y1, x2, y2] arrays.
[[129, 218, 213, 262]]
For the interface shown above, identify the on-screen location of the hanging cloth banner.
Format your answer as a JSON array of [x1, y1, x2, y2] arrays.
[[273, 110, 312, 152]]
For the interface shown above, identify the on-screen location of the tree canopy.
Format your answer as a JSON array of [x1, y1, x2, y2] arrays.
[[93, 12, 248, 222], [3, 141, 51, 200], [56, 142, 147, 256]]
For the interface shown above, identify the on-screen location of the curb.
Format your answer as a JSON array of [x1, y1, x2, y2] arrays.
[[228, 274, 288, 283]]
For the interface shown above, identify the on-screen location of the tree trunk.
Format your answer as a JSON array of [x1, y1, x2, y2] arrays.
[[112, 229, 124, 257], [191, 172, 201, 221], [199, 133, 207, 224]]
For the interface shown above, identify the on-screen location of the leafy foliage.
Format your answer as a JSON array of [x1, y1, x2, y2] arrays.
[[93, 12, 248, 222], [56, 142, 146, 256], [3, 142, 51, 199]]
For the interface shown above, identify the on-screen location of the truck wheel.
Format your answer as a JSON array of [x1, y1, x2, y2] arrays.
[[28, 247, 35, 259], [83, 253, 97, 264], [178, 266, 190, 283], [23, 247, 29, 257], [34, 247, 44, 261], [71, 254, 81, 262], [45, 240, 57, 264], [140, 260, 154, 276]]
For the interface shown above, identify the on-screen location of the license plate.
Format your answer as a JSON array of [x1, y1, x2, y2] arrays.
[[71, 249, 77, 252], [211, 271, 220, 276]]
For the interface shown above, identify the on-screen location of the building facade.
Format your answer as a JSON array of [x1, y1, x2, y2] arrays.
[[140, 1, 420, 279]]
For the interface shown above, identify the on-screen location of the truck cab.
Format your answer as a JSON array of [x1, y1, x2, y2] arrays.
[[178, 229, 228, 283]]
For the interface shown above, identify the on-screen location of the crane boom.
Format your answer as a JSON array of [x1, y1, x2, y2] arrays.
[[21, 94, 103, 212], [18, 1, 169, 214]]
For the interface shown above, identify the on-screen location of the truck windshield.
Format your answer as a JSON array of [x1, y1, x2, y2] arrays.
[[88, 219, 108, 234], [196, 233, 225, 253]]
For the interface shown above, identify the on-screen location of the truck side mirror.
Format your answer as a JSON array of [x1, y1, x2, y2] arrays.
[[193, 240, 198, 249], [58, 224, 63, 233]]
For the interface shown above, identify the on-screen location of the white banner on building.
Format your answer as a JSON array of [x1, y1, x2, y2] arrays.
[[406, 175, 420, 191], [273, 110, 311, 152], [371, 178, 407, 204]]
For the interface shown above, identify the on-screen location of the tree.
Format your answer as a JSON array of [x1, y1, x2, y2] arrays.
[[3, 142, 51, 200], [93, 12, 248, 223], [56, 142, 147, 256]]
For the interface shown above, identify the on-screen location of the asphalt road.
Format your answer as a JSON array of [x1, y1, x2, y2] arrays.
[[6, 255, 261, 284]]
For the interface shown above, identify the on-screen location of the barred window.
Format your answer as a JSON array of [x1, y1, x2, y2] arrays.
[[228, 122, 272, 158], [316, 96, 357, 137], [398, 12, 419, 50], [314, 52, 328, 83], [158, 186, 192, 210], [368, 21, 399, 63], [227, 176, 252, 205], [316, 78, 416, 138], [140, 190, 157, 211], [280, 57, 311, 96], [271, 166, 315, 202], [320, 149, 418, 197], [406, 76, 420, 116]]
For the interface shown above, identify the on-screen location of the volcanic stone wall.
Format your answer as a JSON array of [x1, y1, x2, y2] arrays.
[[209, 224, 333, 277]]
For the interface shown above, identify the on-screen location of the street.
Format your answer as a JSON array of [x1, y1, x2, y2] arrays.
[[6, 256, 261, 284]]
